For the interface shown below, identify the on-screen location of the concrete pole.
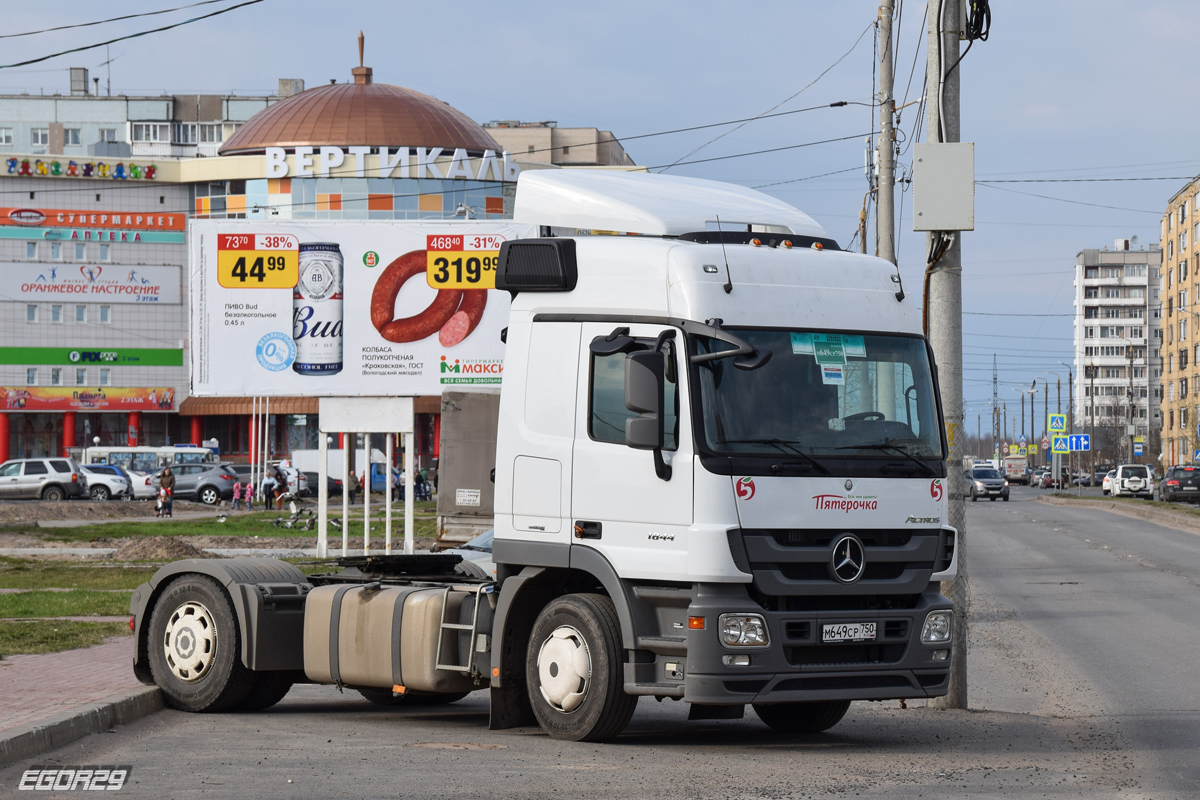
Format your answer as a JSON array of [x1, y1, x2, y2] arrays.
[[877, 0, 896, 265], [1090, 363, 1096, 478], [925, 0, 966, 711]]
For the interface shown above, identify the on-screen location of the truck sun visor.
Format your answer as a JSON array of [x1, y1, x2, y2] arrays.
[[496, 238, 578, 292]]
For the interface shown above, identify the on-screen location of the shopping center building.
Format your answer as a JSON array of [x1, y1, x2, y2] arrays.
[[0, 49, 636, 464]]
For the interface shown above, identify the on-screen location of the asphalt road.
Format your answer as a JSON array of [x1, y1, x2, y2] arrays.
[[3, 486, 1197, 798]]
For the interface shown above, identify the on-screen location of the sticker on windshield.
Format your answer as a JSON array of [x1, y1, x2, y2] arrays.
[[792, 332, 866, 359], [821, 364, 845, 385], [790, 333, 814, 355]]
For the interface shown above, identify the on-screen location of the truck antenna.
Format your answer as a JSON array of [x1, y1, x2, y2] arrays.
[[714, 215, 733, 294]]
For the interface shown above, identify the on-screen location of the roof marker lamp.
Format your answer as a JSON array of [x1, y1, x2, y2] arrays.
[[921, 611, 952, 644], [719, 613, 769, 647]]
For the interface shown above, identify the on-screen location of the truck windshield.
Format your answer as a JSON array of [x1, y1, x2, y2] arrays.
[[693, 329, 944, 460]]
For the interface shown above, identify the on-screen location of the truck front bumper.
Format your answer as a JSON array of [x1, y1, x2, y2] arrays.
[[681, 583, 952, 705]]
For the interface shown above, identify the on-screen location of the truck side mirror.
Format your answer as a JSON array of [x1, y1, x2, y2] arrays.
[[624, 350, 664, 450]]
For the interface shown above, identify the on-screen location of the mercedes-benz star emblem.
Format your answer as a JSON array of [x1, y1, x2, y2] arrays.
[[831, 535, 866, 583], [844, 479, 854, 491]]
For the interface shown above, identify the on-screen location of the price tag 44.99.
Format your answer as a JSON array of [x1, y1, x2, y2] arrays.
[[217, 233, 299, 289], [426, 234, 502, 289]]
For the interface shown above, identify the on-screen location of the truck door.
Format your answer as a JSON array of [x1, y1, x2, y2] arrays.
[[571, 322, 693, 580]]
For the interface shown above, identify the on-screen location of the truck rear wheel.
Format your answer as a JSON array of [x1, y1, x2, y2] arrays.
[[526, 593, 637, 742], [357, 688, 469, 706], [753, 700, 851, 733], [146, 574, 255, 712]]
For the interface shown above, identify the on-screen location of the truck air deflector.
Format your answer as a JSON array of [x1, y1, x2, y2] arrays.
[[496, 238, 578, 292]]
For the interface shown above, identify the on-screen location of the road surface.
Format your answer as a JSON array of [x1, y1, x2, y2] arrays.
[[3, 486, 1195, 798]]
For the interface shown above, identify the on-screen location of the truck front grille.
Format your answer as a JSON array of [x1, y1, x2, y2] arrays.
[[773, 675, 912, 691], [736, 528, 948, 598], [786, 643, 907, 667]]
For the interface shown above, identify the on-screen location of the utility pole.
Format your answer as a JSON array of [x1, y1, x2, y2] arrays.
[[992, 355, 999, 456], [925, 0, 966, 711], [1089, 362, 1096, 478], [1128, 344, 1136, 462], [876, 0, 896, 264], [1002, 402, 1007, 446]]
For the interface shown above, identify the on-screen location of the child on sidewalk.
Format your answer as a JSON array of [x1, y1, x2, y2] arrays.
[[231, 480, 243, 511]]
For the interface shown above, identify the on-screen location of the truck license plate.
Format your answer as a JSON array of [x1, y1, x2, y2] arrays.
[[822, 622, 877, 643]]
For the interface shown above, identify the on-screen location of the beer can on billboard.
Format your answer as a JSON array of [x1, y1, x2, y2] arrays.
[[292, 242, 343, 375]]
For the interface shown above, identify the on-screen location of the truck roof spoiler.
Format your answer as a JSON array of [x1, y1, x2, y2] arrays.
[[512, 170, 829, 238]]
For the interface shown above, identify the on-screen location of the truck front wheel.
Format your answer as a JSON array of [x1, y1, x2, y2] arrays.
[[753, 700, 851, 733], [146, 575, 255, 712], [526, 593, 637, 742]]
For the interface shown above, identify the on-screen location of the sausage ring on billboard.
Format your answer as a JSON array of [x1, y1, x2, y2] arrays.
[[438, 290, 488, 347], [371, 250, 463, 343]]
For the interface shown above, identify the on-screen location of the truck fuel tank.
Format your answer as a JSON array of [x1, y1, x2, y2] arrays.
[[303, 584, 478, 694]]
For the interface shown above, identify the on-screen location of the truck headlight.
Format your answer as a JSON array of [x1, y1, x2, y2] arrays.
[[921, 611, 952, 644], [719, 613, 770, 647]]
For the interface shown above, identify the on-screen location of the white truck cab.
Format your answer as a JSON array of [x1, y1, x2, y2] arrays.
[[130, 170, 956, 742]]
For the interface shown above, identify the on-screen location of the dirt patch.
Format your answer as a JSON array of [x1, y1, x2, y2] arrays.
[[112, 536, 214, 562], [0, 499, 161, 524]]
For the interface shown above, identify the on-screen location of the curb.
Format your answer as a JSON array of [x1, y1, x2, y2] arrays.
[[1036, 495, 1200, 535], [0, 686, 162, 768]]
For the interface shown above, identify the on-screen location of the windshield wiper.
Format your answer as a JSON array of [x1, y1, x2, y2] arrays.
[[836, 438, 936, 476], [719, 438, 831, 475]]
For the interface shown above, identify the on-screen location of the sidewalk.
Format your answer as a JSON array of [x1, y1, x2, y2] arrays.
[[0, 637, 143, 735]]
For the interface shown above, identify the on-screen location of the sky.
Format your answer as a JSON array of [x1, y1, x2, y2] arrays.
[[2, 0, 1194, 433]]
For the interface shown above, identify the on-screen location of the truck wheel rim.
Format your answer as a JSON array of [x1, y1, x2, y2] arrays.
[[163, 601, 216, 683], [536, 625, 592, 713]]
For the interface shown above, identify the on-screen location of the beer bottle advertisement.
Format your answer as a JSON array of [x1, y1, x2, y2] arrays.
[[189, 221, 535, 397]]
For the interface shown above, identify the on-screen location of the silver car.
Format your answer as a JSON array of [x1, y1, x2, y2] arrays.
[[79, 465, 132, 501], [0, 457, 87, 500], [153, 462, 239, 506], [969, 467, 1010, 502]]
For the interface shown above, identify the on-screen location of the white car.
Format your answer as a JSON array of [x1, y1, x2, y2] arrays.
[[1101, 470, 1116, 495], [1111, 464, 1152, 499], [127, 470, 160, 501], [79, 465, 131, 501]]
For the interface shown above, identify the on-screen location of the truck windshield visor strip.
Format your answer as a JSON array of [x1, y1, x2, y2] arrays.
[[688, 328, 946, 463]]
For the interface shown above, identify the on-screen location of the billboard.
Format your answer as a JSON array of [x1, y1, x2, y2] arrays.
[[189, 220, 536, 397], [2, 387, 175, 411], [0, 263, 180, 304]]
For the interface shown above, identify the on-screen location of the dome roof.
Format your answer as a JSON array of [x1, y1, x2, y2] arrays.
[[218, 81, 501, 156]]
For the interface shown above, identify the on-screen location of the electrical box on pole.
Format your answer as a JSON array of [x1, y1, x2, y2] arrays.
[[912, 143, 975, 231]]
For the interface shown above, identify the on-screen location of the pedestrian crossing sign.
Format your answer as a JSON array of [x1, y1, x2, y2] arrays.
[[1048, 414, 1067, 433], [1051, 435, 1069, 454]]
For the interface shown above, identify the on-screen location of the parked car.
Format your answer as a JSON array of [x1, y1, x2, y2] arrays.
[[0, 457, 86, 500], [79, 464, 132, 501], [153, 463, 239, 505], [126, 470, 160, 501], [444, 528, 495, 580], [1101, 470, 1116, 495], [1156, 465, 1200, 502], [302, 470, 343, 497], [1111, 464, 1153, 499], [1031, 469, 1050, 488], [970, 467, 1010, 501]]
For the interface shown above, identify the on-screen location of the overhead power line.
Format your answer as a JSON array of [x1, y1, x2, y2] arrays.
[[659, 21, 874, 172], [0, 0, 266, 69], [0, 0, 235, 39], [647, 133, 872, 170]]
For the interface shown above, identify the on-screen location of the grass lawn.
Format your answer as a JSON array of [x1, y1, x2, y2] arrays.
[[0, 620, 129, 656], [0, 556, 156, 590], [9, 502, 440, 543], [0, 590, 132, 618]]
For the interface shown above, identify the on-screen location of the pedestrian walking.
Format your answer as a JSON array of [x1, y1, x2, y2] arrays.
[[231, 480, 243, 511], [261, 472, 277, 508], [347, 470, 359, 504]]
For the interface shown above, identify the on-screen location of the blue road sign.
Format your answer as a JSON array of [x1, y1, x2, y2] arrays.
[[1069, 434, 1091, 451], [1048, 414, 1067, 432], [1194, 449, 1200, 461], [1051, 435, 1069, 454]]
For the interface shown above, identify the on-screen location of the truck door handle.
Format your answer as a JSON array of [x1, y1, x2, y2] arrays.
[[574, 520, 602, 540]]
